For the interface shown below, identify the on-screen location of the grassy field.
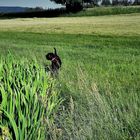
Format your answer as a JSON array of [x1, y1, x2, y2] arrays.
[[0, 13, 140, 35], [0, 12, 140, 139]]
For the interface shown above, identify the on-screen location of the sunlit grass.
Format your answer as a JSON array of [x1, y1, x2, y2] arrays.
[[0, 13, 140, 36], [0, 55, 62, 139]]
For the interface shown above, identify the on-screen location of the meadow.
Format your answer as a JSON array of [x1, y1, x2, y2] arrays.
[[0, 11, 140, 139]]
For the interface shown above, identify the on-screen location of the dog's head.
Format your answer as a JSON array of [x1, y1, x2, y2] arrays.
[[46, 48, 58, 61], [46, 53, 55, 60]]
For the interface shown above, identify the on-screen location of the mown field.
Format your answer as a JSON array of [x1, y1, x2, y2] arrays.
[[0, 12, 140, 139]]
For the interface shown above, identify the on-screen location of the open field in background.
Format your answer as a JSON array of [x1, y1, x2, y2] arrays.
[[0, 13, 140, 35], [0, 12, 140, 139]]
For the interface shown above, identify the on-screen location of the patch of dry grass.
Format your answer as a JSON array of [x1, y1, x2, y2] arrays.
[[0, 13, 140, 36]]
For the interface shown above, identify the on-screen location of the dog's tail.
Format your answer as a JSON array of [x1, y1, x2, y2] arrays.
[[54, 48, 57, 55]]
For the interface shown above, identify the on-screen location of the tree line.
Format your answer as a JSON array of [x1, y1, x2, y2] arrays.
[[50, 0, 140, 12]]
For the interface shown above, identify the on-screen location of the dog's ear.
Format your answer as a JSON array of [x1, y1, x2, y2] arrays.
[[54, 48, 57, 55], [46, 53, 51, 60]]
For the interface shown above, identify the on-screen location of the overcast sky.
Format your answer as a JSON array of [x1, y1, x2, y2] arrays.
[[0, 0, 63, 9]]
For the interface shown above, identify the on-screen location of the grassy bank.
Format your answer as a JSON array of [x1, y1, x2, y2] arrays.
[[0, 13, 140, 139]]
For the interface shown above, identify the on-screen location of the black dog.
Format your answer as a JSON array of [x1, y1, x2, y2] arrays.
[[46, 48, 62, 75]]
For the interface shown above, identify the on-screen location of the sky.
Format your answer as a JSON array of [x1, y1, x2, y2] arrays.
[[0, 0, 63, 9]]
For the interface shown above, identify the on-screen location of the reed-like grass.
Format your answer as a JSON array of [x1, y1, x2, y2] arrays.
[[0, 54, 62, 140]]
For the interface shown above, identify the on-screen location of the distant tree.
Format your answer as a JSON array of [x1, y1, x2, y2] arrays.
[[34, 7, 44, 11], [50, 0, 83, 12], [26, 7, 44, 12], [134, 0, 140, 5]]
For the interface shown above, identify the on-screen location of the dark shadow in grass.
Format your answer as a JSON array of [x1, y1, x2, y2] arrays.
[[0, 128, 1, 137], [0, 8, 67, 18], [0, 7, 82, 19], [1, 111, 16, 140]]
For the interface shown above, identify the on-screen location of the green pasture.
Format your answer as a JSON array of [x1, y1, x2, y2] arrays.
[[0, 13, 140, 139]]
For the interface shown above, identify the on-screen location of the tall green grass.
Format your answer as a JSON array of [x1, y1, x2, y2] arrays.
[[64, 6, 140, 17], [57, 67, 140, 139], [0, 54, 62, 140]]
